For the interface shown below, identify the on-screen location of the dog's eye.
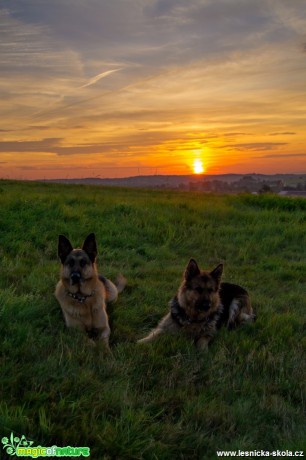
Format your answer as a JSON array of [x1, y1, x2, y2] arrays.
[[67, 259, 74, 268], [196, 287, 204, 294], [80, 259, 87, 268]]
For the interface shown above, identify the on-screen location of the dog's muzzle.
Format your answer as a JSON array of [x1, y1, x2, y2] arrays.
[[70, 272, 81, 285]]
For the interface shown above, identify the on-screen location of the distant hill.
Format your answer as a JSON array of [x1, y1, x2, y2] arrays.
[[45, 173, 306, 190]]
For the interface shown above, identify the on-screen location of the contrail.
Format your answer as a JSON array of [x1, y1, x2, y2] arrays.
[[31, 67, 174, 121], [80, 68, 121, 88]]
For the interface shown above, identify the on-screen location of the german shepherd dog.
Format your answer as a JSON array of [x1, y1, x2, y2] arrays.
[[55, 233, 126, 348], [138, 259, 256, 350]]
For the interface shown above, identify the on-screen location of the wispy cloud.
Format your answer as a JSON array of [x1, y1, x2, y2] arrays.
[[0, 138, 62, 153], [80, 69, 122, 89], [256, 153, 306, 159], [222, 143, 288, 151], [269, 132, 296, 136]]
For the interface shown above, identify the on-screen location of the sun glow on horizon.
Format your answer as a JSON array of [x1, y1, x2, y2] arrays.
[[193, 159, 205, 174]]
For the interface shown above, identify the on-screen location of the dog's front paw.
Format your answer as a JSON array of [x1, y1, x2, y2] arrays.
[[195, 337, 210, 351]]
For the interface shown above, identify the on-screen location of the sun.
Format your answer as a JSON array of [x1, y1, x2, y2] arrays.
[[193, 159, 204, 174]]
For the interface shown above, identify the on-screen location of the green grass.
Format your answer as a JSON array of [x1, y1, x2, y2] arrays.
[[0, 180, 305, 459]]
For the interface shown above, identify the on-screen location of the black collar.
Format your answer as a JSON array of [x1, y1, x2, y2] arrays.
[[170, 296, 222, 327], [66, 290, 95, 304]]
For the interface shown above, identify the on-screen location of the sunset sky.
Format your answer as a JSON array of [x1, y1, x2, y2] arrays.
[[1, 0, 306, 179]]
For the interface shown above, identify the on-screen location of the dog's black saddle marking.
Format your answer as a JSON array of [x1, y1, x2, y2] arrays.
[[170, 296, 224, 328]]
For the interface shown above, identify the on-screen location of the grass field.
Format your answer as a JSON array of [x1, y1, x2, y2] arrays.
[[0, 180, 305, 459]]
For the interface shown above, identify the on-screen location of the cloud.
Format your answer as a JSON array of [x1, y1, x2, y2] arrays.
[[256, 153, 306, 159], [222, 132, 249, 137], [80, 69, 122, 89], [268, 132, 296, 136], [0, 138, 62, 153], [0, 130, 209, 158], [0, 137, 120, 155], [0, 8, 81, 77], [6, 0, 297, 71], [222, 143, 288, 151]]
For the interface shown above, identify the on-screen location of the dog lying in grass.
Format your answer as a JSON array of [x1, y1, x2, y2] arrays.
[[138, 258, 256, 350], [55, 233, 126, 348]]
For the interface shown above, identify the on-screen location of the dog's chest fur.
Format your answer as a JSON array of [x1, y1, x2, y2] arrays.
[[55, 279, 107, 329], [171, 282, 246, 338], [170, 296, 223, 339]]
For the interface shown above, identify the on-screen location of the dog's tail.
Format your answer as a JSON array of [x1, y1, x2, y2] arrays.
[[100, 274, 127, 303], [115, 274, 127, 293]]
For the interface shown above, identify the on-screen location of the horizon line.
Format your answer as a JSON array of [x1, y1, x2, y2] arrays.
[[1, 171, 306, 182]]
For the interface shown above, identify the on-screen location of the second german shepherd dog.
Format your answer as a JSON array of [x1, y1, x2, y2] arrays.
[[55, 233, 126, 348], [138, 259, 256, 350]]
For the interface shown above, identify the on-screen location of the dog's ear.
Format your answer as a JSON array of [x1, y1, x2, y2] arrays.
[[210, 264, 223, 285], [82, 233, 97, 262], [184, 258, 200, 281], [58, 235, 73, 264]]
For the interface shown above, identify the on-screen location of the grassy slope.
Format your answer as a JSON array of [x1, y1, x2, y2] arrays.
[[0, 181, 305, 459]]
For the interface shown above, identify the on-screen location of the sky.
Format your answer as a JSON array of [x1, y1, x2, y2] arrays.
[[1, 0, 306, 179]]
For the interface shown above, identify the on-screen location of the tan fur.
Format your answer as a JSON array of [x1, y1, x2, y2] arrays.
[[55, 234, 126, 348]]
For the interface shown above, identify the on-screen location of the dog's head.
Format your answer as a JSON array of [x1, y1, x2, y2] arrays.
[[58, 233, 98, 289], [178, 258, 223, 317]]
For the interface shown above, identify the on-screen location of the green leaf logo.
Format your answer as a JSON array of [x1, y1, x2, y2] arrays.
[[1, 433, 33, 456]]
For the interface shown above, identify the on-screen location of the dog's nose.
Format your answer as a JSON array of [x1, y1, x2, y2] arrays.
[[70, 272, 81, 284], [197, 301, 210, 311]]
